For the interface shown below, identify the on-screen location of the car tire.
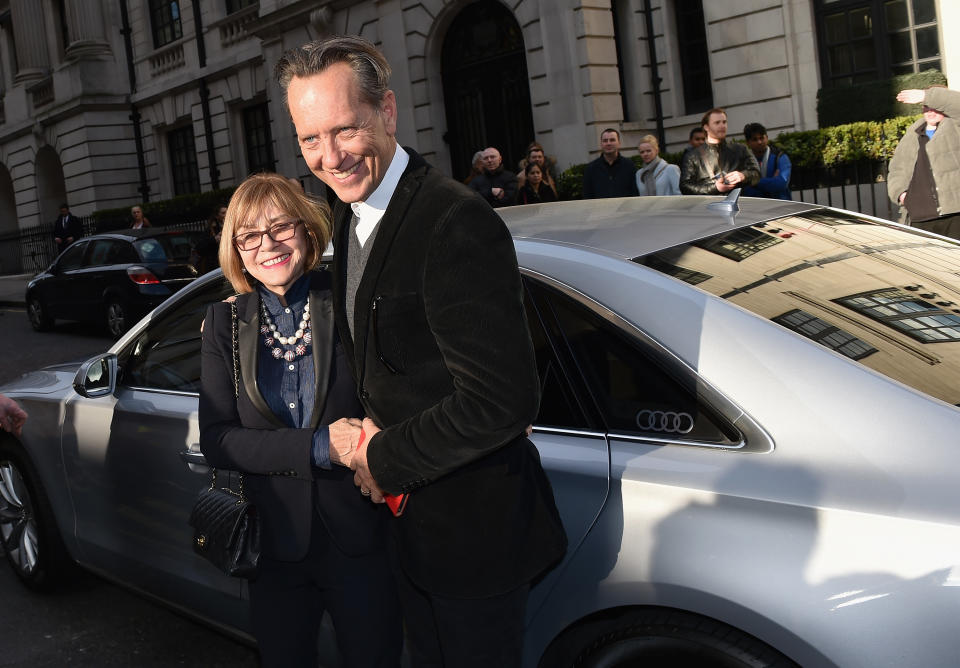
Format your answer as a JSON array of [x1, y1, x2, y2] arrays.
[[26, 296, 53, 332], [571, 609, 797, 668], [105, 298, 128, 339], [0, 439, 73, 591]]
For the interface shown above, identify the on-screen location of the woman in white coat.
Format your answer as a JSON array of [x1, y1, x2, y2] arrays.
[[635, 135, 681, 196]]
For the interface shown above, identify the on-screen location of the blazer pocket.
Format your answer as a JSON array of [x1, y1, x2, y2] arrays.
[[371, 292, 422, 374]]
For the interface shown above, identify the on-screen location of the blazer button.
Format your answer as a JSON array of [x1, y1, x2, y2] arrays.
[[360, 390, 370, 400]]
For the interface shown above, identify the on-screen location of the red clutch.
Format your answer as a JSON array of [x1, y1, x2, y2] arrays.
[[358, 428, 407, 517]]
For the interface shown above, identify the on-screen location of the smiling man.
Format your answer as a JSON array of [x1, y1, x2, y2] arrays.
[[679, 107, 760, 195], [275, 36, 566, 667]]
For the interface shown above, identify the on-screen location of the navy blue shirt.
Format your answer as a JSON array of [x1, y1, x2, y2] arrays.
[[257, 274, 331, 469]]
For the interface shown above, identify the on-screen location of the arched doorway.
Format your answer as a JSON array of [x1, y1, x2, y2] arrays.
[[441, 0, 534, 181], [0, 164, 19, 274], [35, 145, 67, 226]]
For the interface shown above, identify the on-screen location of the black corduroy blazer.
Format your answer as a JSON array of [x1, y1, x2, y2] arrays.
[[331, 149, 567, 598]]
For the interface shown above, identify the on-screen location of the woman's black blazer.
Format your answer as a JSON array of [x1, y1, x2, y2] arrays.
[[199, 270, 384, 561]]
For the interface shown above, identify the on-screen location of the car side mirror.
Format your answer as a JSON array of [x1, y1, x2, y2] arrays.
[[73, 353, 119, 398]]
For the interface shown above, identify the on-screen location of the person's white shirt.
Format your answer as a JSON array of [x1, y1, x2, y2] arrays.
[[350, 143, 409, 246]]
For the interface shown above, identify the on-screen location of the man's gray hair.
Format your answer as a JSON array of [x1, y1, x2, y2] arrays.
[[274, 35, 392, 110]]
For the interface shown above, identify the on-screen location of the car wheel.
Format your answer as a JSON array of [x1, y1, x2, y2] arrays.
[[0, 441, 72, 591], [571, 609, 797, 668], [105, 299, 128, 339], [26, 297, 53, 332]]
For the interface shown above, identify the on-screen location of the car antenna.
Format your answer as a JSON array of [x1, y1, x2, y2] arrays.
[[706, 188, 741, 217]]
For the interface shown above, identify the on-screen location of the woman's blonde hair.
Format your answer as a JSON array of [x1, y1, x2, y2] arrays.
[[638, 134, 659, 152], [220, 172, 332, 293]]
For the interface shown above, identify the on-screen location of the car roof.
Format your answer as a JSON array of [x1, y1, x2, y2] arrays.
[[498, 194, 822, 259], [77, 228, 203, 242]]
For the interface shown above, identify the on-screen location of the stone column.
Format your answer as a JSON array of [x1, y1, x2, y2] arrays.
[[65, 0, 111, 58], [10, 0, 50, 82]]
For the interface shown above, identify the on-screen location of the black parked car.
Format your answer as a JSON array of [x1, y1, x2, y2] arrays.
[[26, 229, 204, 338]]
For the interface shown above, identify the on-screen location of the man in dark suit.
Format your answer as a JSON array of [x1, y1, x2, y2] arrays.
[[52, 203, 82, 254], [276, 36, 566, 667]]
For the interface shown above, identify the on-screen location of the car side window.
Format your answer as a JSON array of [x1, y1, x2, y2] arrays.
[[107, 241, 139, 264], [523, 280, 592, 430], [544, 286, 739, 445], [87, 240, 115, 266], [57, 242, 88, 271], [121, 276, 237, 392]]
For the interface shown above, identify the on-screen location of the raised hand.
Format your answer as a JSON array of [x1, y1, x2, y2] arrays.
[[328, 417, 363, 468], [897, 89, 925, 105]]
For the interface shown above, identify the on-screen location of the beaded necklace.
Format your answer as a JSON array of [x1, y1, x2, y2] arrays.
[[259, 299, 312, 362]]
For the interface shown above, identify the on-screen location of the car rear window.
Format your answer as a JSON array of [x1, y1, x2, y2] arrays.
[[636, 209, 960, 407], [134, 234, 201, 263]]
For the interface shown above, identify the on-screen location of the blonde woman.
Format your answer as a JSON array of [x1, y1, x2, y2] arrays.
[[129, 205, 151, 228], [199, 173, 400, 668], [635, 134, 681, 196]]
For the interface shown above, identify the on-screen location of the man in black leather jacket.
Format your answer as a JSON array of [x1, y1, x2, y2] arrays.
[[469, 146, 518, 207], [680, 108, 760, 195]]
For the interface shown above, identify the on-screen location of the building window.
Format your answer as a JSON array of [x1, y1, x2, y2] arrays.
[[226, 0, 258, 13], [694, 227, 783, 262], [835, 287, 960, 343], [772, 309, 877, 360], [149, 0, 183, 49], [674, 0, 713, 114], [243, 103, 275, 174], [168, 125, 200, 195], [642, 256, 712, 285], [816, 0, 940, 87]]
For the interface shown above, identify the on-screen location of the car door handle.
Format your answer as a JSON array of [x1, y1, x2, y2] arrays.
[[179, 449, 208, 466]]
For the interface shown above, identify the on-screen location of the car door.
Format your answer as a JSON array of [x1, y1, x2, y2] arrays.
[[45, 240, 90, 320], [60, 276, 248, 631]]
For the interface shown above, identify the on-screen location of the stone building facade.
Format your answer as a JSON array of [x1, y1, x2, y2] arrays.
[[0, 0, 953, 235]]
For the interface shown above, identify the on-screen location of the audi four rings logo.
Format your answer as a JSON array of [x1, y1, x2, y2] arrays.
[[636, 409, 695, 434]]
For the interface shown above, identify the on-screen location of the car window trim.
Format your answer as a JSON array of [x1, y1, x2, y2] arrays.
[[532, 425, 607, 439], [122, 385, 199, 398], [519, 267, 774, 454]]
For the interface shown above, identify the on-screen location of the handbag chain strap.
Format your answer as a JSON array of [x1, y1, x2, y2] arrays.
[[208, 300, 245, 502]]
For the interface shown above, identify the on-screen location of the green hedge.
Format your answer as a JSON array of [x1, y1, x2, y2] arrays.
[[93, 188, 235, 230], [817, 69, 947, 127]]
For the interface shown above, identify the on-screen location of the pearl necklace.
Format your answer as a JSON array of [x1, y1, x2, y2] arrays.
[[259, 300, 312, 362]]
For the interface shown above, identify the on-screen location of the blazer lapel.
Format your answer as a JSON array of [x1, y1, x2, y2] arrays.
[[351, 157, 426, 384], [236, 292, 285, 428], [331, 200, 355, 368], [308, 278, 335, 429]]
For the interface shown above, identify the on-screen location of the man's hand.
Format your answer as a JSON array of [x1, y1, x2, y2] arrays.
[[351, 417, 385, 503], [897, 89, 925, 104], [491, 187, 505, 200], [725, 171, 746, 185], [328, 417, 363, 467], [899, 191, 908, 205], [54, 237, 62, 244], [715, 178, 735, 193], [0, 395, 27, 438]]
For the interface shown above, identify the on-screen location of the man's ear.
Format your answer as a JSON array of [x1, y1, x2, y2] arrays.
[[381, 90, 398, 136]]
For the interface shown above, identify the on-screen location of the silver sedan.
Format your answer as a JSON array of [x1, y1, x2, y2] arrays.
[[2, 192, 959, 667]]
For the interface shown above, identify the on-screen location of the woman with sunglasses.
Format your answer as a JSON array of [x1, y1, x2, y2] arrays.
[[199, 173, 401, 668]]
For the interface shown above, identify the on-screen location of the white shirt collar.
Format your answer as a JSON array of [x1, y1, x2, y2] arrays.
[[350, 143, 409, 246]]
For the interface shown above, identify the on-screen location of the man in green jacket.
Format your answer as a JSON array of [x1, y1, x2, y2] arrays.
[[888, 86, 960, 240]]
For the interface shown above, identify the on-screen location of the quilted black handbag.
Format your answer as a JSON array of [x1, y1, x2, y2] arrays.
[[188, 300, 261, 578]]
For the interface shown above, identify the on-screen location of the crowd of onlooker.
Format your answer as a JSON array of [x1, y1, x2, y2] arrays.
[[465, 83, 960, 242]]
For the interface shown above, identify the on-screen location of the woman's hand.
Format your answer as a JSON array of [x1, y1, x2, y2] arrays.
[[0, 394, 27, 438], [328, 417, 363, 467]]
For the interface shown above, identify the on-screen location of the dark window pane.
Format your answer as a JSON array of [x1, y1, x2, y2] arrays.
[[884, 0, 909, 30], [829, 45, 852, 74], [168, 126, 200, 196], [149, 0, 182, 49], [124, 276, 237, 392], [913, 0, 936, 24], [243, 104, 275, 174], [888, 31, 913, 63], [825, 12, 848, 43], [892, 63, 915, 75], [915, 26, 940, 59], [226, 0, 257, 13], [522, 283, 591, 430], [548, 293, 737, 444], [674, 0, 713, 114], [58, 242, 87, 270], [850, 7, 873, 38], [918, 58, 941, 72], [853, 39, 877, 69]]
